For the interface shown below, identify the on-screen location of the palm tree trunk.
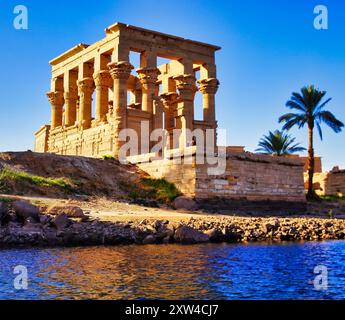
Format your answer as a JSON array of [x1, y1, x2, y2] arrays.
[[307, 125, 315, 199]]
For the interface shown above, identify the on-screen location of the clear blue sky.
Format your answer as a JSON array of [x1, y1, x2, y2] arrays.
[[0, 0, 344, 170]]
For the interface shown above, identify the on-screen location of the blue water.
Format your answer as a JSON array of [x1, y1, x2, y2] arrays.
[[1, 241, 345, 300]]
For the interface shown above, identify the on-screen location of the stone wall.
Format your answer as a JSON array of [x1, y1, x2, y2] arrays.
[[299, 156, 322, 173], [196, 152, 306, 201], [34, 125, 50, 153], [133, 156, 197, 197], [131, 150, 306, 202], [47, 123, 115, 157], [312, 167, 345, 196]]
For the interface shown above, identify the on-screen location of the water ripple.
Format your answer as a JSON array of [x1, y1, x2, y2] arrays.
[[1, 241, 345, 300]]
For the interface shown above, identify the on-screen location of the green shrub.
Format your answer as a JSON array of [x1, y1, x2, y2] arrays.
[[0, 197, 14, 204], [103, 155, 116, 161], [140, 178, 181, 203], [320, 195, 345, 202], [119, 177, 181, 204], [0, 167, 73, 192]]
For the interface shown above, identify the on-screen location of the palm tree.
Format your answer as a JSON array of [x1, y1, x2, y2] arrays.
[[256, 130, 306, 156], [279, 85, 344, 199]]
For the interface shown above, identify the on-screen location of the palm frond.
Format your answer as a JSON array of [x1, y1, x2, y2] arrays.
[[280, 114, 306, 131], [286, 100, 306, 112], [317, 111, 344, 133], [316, 121, 323, 141], [256, 130, 306, 156]]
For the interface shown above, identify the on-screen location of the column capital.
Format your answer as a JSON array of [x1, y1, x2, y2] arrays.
[[64, 90, 78, 101], [173, 74, 197, 101], [77, 77, 95, 94], [93, 70, 112, 88], [173, 74, 197, 90], [198, 78, 220, 94], [160, 92, 179, 106], [137, 67, 160, 85], [46, 91, 64, 106], [108, 61, 134, 80]]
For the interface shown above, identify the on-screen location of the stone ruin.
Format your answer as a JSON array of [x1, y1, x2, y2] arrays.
[[35, 23, 306, 203]]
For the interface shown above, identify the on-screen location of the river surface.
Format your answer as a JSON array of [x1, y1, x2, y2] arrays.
[[1, 241, 345, 300]]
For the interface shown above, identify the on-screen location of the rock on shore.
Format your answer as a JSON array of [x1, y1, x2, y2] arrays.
[[1, 200, 345, 247]]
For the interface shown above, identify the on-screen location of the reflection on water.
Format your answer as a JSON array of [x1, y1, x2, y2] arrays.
[[1, 241, 345, 300]]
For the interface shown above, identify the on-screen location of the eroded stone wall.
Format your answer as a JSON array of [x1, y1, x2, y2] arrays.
[[134, 151, 306, 202], [195, 152, 305, 201], [48, 123, 115, 157], [34, 125, 50, 153], [134, 157, 196, 197], [325, 169, 345, 196], [312, 168, 345, 196]]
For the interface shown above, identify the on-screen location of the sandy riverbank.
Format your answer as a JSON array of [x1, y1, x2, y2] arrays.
[[1, 195, 345, 247]]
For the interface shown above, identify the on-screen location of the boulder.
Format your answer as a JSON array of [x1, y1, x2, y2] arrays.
[[224, 227, 243, 242], [324, 221, 333, 228], [155, 224, 175, 239], [39, 214, 51, 225], [0, 202, 10, 225], [52, 213, 71, 230], [205, 228, 224, 242], [48, 205, 85, 218], [174, 225, 209, 244], [24, 216, 39, 225], [23, 218, 42, 233], [173, 196, 198, 211], [142, 235, 157, 244], [162, 236, 171, 244], [13, 200, 40, 221], [0, 202, 6, 214]]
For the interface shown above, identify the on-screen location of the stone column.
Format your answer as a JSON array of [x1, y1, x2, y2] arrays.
[[47, 91, 64, 130], [137, 68, 160, 114], [173, 74, 197, 148], [64, 91, 78, 126], [160, 92, 178, 149], [77, 77, 95, 130], [63, 70, 78, 127], [108, 61, 134, 156], [198, 78, 219, 123], [160, 92, 178, 129], [153, 98, 164, 131], [93, 70, 112, 124], [134, 79, 142, 107]]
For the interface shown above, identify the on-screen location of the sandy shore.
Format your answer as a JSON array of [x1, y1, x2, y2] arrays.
[[1, 194, 345, 247]]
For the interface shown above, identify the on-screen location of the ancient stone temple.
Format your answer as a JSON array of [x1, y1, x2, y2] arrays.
[[35, 23, 220, 157], [35, 23, 306, 202]]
